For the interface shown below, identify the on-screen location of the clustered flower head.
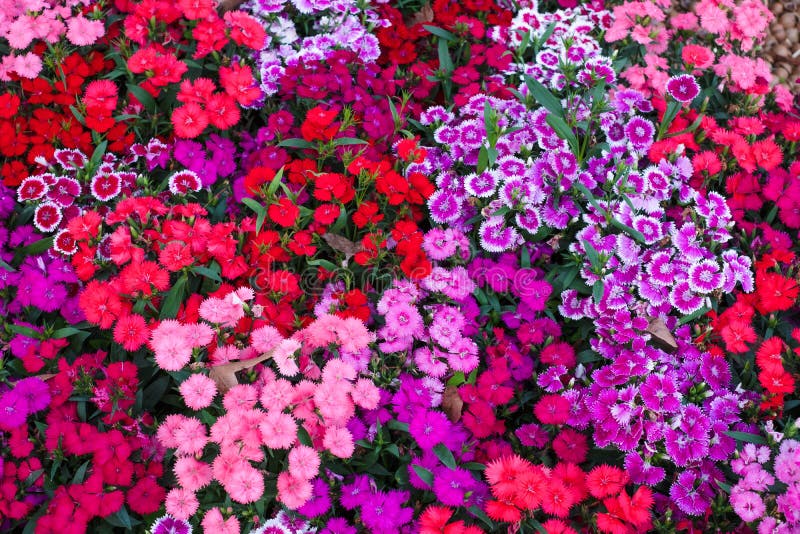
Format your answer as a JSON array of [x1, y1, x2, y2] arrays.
[[1, 0, 800, 531], [155, 311, 381, 519]]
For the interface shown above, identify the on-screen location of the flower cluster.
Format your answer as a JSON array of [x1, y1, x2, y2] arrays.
[[245, 0, 385, 96], [0, 0, 105, 81], [2, 0, 800, 531]]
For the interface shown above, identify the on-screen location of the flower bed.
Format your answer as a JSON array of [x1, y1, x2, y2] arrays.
[[0, 0, 799, 532]]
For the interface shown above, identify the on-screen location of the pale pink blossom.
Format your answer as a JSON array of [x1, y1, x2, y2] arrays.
[[202, 508, 240, 534], [288, 445, 320, 480], [66, 15, 105, 46], [174, 457, 213, 492], [277, 471, 313, 509], [323, 426, 355, 458], [165, 488, 199, 520], [179, 373, 218, 410]]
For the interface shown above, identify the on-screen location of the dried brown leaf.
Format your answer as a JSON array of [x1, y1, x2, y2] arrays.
[[442, 385, 463, 423], [209, 352, 272, 393], [646, 317, 678, 353], [322, 233, 363, 258], [408, 4, 434, 26], [217, 0, 246, 12]]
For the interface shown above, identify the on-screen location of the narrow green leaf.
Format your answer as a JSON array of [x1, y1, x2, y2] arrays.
[[725, 431, 767, 445], [582, 240, 601, 270], [469, 506, 495, 529], [433, 443, 457, 469], [610, 219, 647, 243], [51, 327, 83, 339], [160, 274, 188, 319], [423, 25, 456, 41], [477, 146, 489, 173], [89, 141, 108, 168], [537, 22, 557, 49], [574, 182, 605, 215], [678, 306, 711, 326], [267, 167, 284, 198], [18, 237, 54, 257], [592, 280, 604, 303], [463, 462, 486, 471], [437, 39, 453, 74], [545, 114, 577, 148], [69, 105, 86, 126], [332, 137, 368, 147], [106, 506, 135, 529], [241, 197, 267, 234], [7, 324, 41, 338], [413, 465, 434, 487], [387, 420, 409, 432], [306, 258, 339, 271], [0, 258, 13, 272], [126, 84, 156, 113], [72, 460, 91, 484], [143, 376, 171, 410], [297, 426, 313, 446], [525, 76, 563, 117], [192, 265, 222, 283], [447, 372, 466, 387], [277, 138, 315, 149]]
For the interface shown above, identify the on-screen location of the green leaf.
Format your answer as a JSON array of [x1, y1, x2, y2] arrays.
[[447, 372, 466, 387], [51, 327, 83, 339], [69, 105, 86, 126], [387, 97, 400, 126], [126, 84, 156, 113], [412, 465, 434, 487], [278, 138, 315, 149], [678, 306, 711, 326], [657, 100, 682, 140], [464, 462, 486, 471], [0, 258, 13, 272], [423, 25, 456, 41], [592, 280, 604, 303], [143, 376, 171, 410], [297, 426, 312, 446], [8, 324, 41, 338], [192, 265, 222, 283], [241, 197, 267, 234], [469, 506, 495, 529], [160, 274, 188, 319], [265, 166, 286, 197], [332, 137, 368, 147], [387, 420, 409, 432], [578, 349, 602, 363], [545, 114, 577, 149], [433, 443, 457, 469], [72, 460, 91, 484], [106, 506, 137, 529], [725, 431, 767, 445], [18, 237, 54, 257], [536, 22, 557, 50], [574, 182, 606, 216], [582, 240, 601, 270], [89, 140, 108, 168], [306, 258, 339, 271], [610, 219, 647, 243], [437, 39, 453, 74], [516, 29, 531, 57], [525, 76, 563, 117], [559, 267, 579, 293], [477, 146, 489, 174], [23, 469, 44, 488]]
